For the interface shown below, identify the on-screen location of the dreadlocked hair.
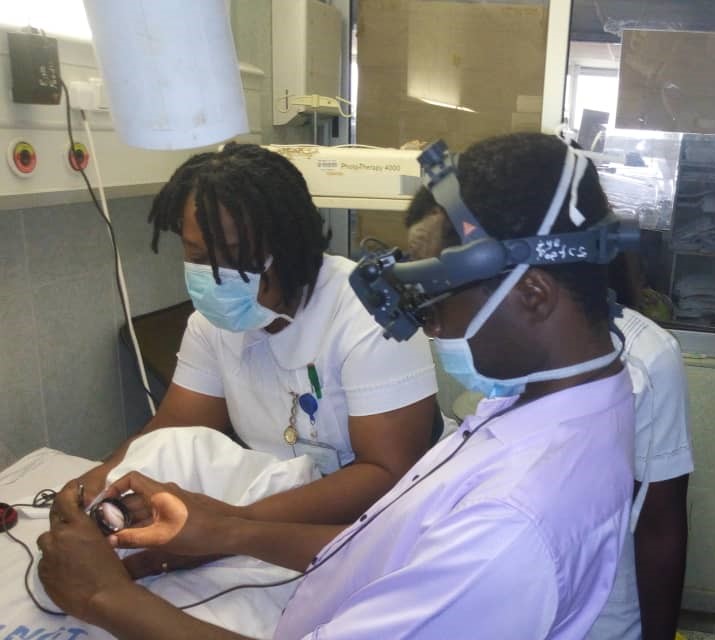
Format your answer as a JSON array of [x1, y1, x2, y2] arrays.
[[148, 143, 330, 307]]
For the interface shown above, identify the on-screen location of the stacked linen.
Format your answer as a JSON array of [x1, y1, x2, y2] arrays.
[[672, 214, 715, 254], [674, 274, 715, 324]]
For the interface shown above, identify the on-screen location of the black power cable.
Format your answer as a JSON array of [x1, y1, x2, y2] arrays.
[[175, 423, 482, 611], [1, 489, 64, 616]]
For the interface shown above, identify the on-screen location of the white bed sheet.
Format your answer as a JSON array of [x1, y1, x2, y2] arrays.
[[0, 428, 321, 640]]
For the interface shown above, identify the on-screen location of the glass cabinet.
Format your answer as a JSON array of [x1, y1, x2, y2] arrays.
[[669, 135, 715, 328], [564, 2, 715, 331], [565, 0, 715, 616]]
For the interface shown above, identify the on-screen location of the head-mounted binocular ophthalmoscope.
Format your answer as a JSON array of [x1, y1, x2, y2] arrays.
[[349, 139, 641, 341]]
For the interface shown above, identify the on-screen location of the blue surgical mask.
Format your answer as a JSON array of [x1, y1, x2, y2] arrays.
[[184, 257, 292, 332], [432, 338, 523, 398], [432, 334, 622, 399], [432, 142, 621, 398]]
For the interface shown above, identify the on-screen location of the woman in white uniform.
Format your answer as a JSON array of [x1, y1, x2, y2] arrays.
[[68, 143, 439, 576]]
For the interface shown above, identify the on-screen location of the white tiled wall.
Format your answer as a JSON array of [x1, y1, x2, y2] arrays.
[[0, 0, 297, 469], [0, 196, 186, 468]]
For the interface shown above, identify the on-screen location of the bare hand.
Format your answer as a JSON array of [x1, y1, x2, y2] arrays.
[[60, 462, 116, 508], [104, 471, 236, 556], [37, 480, 132, 624], [119, 491, 154, 528]]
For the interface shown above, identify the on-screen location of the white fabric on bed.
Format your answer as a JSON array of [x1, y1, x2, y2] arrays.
[[0, 428, 320, 640]]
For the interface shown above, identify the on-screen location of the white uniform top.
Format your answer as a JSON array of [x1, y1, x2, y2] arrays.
[[172, 254, 438, 472], [588, 307, 694, 639]]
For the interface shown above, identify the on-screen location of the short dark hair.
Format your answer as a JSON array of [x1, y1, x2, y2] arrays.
[[404, 187, 460, 248], [148, 143, 330, 306], [406, 133, 612, 323]]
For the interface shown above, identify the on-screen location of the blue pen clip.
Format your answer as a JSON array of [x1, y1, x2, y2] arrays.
[[298, 393, 319, 424]]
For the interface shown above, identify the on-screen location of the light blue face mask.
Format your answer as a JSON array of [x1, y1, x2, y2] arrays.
[[432, 332, 622, 399], [432, 143, 621, 398], [184, 257, 293, 332]]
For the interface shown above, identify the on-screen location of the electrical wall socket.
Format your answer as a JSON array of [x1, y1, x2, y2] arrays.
[[68, 78, 109, 112]]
